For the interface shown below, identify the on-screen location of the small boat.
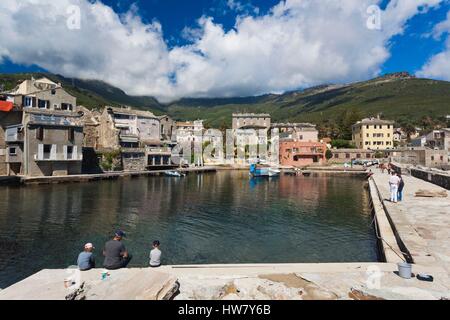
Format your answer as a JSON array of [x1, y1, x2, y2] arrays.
[[165, 171, 185, 177], [250, 164, 280, 178]]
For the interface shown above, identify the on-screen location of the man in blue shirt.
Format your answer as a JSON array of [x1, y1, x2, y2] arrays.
[[77, 243, 96, 271]]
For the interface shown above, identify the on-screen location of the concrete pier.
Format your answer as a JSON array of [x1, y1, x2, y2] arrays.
[[1, 168, 449, 300], [0, 167, 217, 186], [371, 170, 450, 274]]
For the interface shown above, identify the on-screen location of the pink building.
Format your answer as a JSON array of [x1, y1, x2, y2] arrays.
[[280, 141, 327, 167]]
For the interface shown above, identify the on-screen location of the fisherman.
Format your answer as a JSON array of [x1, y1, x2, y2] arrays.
[[77, 243, 96, 271], [103, 230, 132, 270], [149, 240, 162, 268]]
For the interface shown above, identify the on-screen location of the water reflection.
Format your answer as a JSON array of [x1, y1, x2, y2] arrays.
[[0, 171, 378, 288]]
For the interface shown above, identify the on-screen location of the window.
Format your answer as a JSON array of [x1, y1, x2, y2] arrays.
[[36, 127, 44, 140], [366, 153, 372, 158], [9, 147, 17, 156], [334, 154, 339, 159], [67, 146, 74, 160], [61, 103, 73, 111], [366, 125, 369, 129], [43, 144, 52, 160], [431, 156, 435, 161], [51, 89, 56, 95], [68, 128, 75, 142], [38, 99, 49, 109], [345, 153, 350, 159], [24, 97, 33, 107]]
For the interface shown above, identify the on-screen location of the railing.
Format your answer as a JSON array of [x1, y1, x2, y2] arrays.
[[34, 153, 83, 161], [146, 147, 172, 154]]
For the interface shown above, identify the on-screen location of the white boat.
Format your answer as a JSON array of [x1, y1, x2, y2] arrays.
[[165, 171, 184, 177]]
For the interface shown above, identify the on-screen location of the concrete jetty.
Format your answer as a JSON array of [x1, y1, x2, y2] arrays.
[[1, 168, 449, 300], [0, 166, 217, 186], [371, 170, 450, 274]]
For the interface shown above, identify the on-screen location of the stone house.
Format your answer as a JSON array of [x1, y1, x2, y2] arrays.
[[158, 115, 176, 143], [5, 109, 84, 176], [4, 77, 77, 112], [273, 123, 319, 142], [98, 107, 173, 171], [1, 78, 83, 177], [330, 149, 375, 163], [390, 148, 449, 169]]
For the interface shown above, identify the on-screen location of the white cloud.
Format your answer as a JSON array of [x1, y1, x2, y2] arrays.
[[0, 0, 443, 102], [417, 10, 450, 80], [226, 0, 260, 15]]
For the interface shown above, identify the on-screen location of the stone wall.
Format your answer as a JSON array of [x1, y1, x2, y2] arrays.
[[122, 155, 146, 172], [411, 169, 450, 190]]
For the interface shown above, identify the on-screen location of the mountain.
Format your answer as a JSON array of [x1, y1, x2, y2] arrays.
[[1, 72, 449, 129], [0, 73, 164, 112]]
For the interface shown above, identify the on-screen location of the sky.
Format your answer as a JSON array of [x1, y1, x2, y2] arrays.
[[0, 0, 449, 102]]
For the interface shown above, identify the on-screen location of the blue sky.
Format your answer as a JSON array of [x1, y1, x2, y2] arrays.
[[1, 0, 449, 100]]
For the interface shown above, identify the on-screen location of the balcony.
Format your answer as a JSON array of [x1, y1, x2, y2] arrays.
[[34, 153, 83, 162], [5, 126, 24, 143], [146, 146, 172, 155]]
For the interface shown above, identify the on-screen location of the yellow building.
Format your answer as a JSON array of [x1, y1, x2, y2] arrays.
[[352, 117, 395, 150]]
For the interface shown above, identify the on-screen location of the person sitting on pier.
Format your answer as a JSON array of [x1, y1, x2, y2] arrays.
[[149, 240, 162, 268], [77, 243, 96, 271], [103, 230, 132, 270]]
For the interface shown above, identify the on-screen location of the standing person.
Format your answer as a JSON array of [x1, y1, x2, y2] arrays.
[[103, 230, 132, 270], [389, 172, 401, 203], [398, 174, 405, 202], [77, 243, 96, 271], [149, 240, 162, 268]]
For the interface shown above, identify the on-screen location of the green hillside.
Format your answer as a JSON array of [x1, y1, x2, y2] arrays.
[[1, 72, 449, 133]]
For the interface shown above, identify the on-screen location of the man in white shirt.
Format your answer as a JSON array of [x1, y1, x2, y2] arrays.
[[389, 172, 401, 203], [149, 240, 162, 268]]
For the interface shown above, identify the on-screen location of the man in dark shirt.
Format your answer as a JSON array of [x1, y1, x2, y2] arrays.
[[103, 230, 132, 270]]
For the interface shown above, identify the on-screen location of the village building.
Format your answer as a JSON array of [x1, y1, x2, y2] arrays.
[[279, 141, 327, 167], [175, 120, 205, 144], [4, 77, 77, 112], [272, 123, 319, 142], [158, 115, 177, 143], [390, 148, 449, 169], [352, 117, 395, 150], [330, 149, 375, 164], [98, 107, 173, 171], [1, 78, 84, 177]]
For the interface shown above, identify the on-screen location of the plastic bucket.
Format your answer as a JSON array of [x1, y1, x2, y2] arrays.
[[398, 262, 412, 279]]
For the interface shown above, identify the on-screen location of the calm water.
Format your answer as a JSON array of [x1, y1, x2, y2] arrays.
[[0, 171, 378, 288]]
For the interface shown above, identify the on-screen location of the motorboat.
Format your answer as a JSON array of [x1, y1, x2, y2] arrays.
[[165, 170, 185, 177], [249, 164, 280, 178]]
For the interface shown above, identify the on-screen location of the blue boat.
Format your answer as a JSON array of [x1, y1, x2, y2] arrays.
[[249, 164, 280, 178]]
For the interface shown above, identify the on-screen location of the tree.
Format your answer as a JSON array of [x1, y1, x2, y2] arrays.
[[325, 149, 333, 161], [401, 123, 417, 142], [337, 108, 363, 140]]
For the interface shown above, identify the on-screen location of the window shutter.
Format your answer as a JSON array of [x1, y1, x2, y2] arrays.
[[63, 145, 68, 160], [51, 145, 57, 160], [38, 144, 44, 160], [73, 146, 78, 160]]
